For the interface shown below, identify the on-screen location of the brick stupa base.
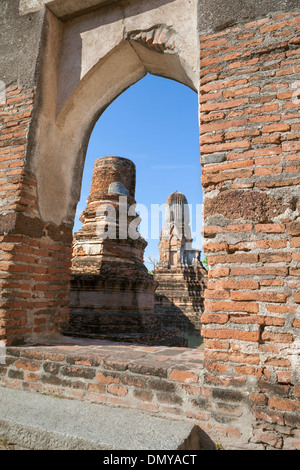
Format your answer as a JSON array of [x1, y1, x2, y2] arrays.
[[154, 265, 207, 337], [153, 191, 207, 341], [65, 157, 186, 347]]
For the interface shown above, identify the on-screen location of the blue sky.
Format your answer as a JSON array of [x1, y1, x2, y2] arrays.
[[74, 74, 203, 269]]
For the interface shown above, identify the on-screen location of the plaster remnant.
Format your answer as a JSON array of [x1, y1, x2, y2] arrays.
[[108, 182, 130, 196], [128, 25, 178, 53], [204, 190, 289, 223]]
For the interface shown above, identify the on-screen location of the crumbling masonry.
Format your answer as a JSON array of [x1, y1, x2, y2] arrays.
[[67, 156, 184, 346], [0, 0, 300, 450]]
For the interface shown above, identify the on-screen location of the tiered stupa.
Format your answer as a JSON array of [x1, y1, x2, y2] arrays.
[[153, 191, 207, 340], [66, 157, 185, 346]]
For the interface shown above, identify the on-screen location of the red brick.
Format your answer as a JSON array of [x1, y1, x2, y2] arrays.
[[202, 159, 253, 174], [259, 252, 291, 263], [202, 169, 253, 186], [208, 279, 259, 290], [287, 221, 300, 236], [14, 360, 40, 372], [202, 328, 260, 342], [208, 267, 230, 278], [169, 369, 198, 383], [249, 114, 281, 123], [293, 253, 300, 262], [96, 372, 119, 385], [256, 239, 287, 249], [255, 223, 285, 233], [290, 267, 300, 277], [283, 141, 300, 152], [231, 291, 290, 303], [267, 304, 296, 314], [201, 98, 249, 112], [200, 111, 225, 123], [277, 371, 292, 383], [204, 300, 259, 313], [200, 133, 223, 144], [199, 91, 223, 104], [200, 38, 228, 49], [228, 58, 259, 69], [107, 384, 128, 397], [250, 393, 268, 405], [202, 242, 229, 253], [259, 279, 284, 286], [254, 166, 283, 176], [201, 56, 223, 67], [244, 18, 269, 29], [252, 134, 281, 145], [201, 140, 250, 154], [204, 339, 230, 350], [225, 128, 260, 139], [269, 397, 300, 412], [200, 118, 247, 133], [201, 313, 229, 324], [264, 357, 291, 367], [208, 253, 258, 265], [204, 289, 230, 299], [261, 332, 293, 344], [223, 86, 259, 98]]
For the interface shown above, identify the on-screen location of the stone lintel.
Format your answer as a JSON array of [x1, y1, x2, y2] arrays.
[[19, 0, 120, 19]]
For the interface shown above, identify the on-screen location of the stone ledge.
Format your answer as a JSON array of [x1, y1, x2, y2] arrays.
[[0, 337, 205, 427], [0, 386, 208, 450]]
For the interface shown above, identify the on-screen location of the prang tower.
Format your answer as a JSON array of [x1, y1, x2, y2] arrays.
[[154, 191, 207, 339], [67, 157, 184, 346]]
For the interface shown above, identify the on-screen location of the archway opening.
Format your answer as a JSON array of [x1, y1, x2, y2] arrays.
[[69, 73, 207, 348], [24, 12, 202, 346]]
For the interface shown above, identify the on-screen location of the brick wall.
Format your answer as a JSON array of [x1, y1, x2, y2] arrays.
[[200, 12, 300, 449], [0, 340, 205, 425], [0, 85, 72, 345], [0, 2, 300, 450]]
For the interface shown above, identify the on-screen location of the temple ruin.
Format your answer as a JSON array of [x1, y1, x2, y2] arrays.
[[0, 0, 300, 451], [67, 156, 185, 347], [154, 192, 207, 343]]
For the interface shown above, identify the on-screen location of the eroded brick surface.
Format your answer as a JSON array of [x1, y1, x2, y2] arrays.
[[68, 157, 184, 346], [200, 11, 300, 450], [0, 339, 205, 422], [0, 85, 72, 345]]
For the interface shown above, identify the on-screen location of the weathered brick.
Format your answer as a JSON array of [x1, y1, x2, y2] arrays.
[[269, 397, 300, 413], [96, 372, 120, 385], [205, 300, 259, 313], [201, 313, 229, 324], [231, 291, 290, 303], [202, 328, 260, 342], [169, 369, 198, 383], [107, 384, 128, 397], [208, 253, 259, 265], [261, 332, 293, 344], [255, 223, 285, 233], [133, 389, 153, 402], [61, 366, 96, 380]]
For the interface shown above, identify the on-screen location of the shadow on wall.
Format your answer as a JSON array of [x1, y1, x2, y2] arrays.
[[154, 264, 207, 348], [183, 266, 206, 311], [154, 295, 204, 348]]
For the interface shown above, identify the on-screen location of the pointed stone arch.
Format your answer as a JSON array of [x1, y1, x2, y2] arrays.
[[27, 1, 199, 228]]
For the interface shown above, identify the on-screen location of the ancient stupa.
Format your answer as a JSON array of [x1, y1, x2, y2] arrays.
[[66, 157, 185, 346], [153, 191, 207, 338]]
